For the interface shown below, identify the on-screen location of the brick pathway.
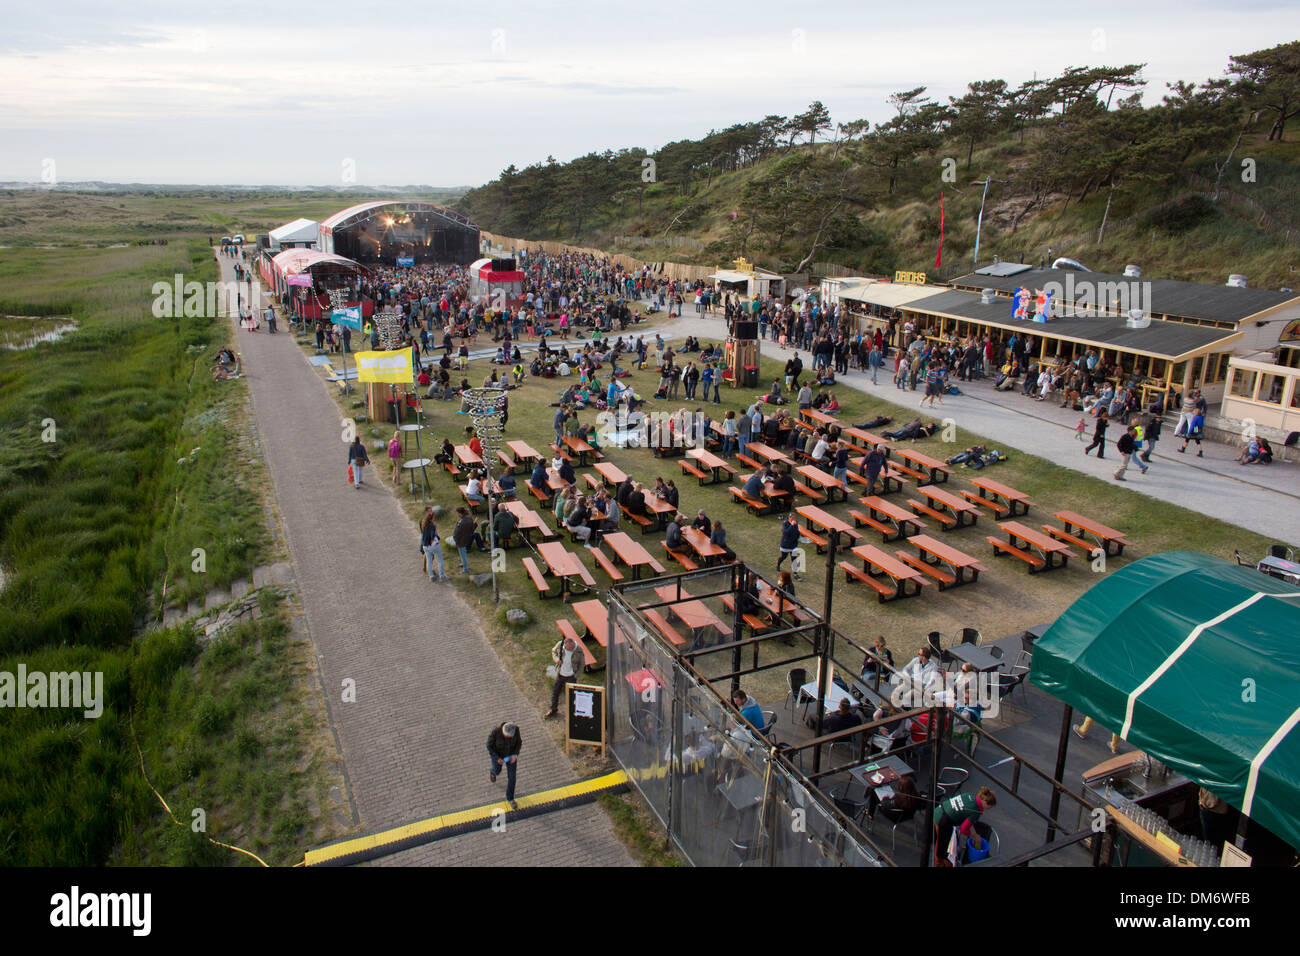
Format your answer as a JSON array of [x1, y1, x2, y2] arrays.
[[218, 253, 631, 867]]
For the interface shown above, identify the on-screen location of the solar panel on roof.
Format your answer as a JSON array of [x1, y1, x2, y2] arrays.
[[973, 262, 1033, 277]]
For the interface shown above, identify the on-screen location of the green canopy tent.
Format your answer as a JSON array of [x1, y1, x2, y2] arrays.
[[1031, 551, 1300, 852]]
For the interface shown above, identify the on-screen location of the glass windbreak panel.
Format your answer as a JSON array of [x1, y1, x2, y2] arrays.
[[1256, 373, 1284, 405]]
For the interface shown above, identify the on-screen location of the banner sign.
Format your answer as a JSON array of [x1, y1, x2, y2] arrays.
[[355, 348, 414, 384], [396, 255, 415, 267], [331, 306, 362, 331], [286, 273, 313, 287]]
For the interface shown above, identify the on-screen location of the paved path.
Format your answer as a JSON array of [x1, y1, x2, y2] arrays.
[[677, 308, 1300, 544], [217, 254, 631, 867]]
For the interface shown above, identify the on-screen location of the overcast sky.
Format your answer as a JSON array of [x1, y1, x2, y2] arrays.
[[3, 1, 1296, 187]]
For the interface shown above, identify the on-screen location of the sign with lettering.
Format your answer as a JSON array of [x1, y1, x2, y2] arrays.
[[566, 683, 605, 754], [894, 270, 928, 285]]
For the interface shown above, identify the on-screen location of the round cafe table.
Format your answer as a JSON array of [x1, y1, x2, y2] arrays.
[[398, 423, 423, 456], [403, 457, 433, 500]]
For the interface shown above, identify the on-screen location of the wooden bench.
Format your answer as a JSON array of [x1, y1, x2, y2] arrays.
[[527, 482, 552, 504], [960, 489, 1009, 517], [663, 545, 699, 571], [908, 499, 958, 530], [735, 452, 763, 470], [679, 459, 710, 484], [792, 480, 826, 505], [889, 460, 928, 483], [590, 547, 625, 582], [719, 595, 774, 640], [619, 504, 654, 534], [581, 472, 605, 492], [844, 470, 875, 487], [839, 561, 897, 600], [556, 619, 599, 669], [895, 550, 957, 589], [848, 511, 895, 538], [987, 536, 1046, 570], [642, 608, 688, 647], [800, 527, 830, 554], [443, 460, 461, 478], [460, 486, 485, 512], [1043, 525, 1098, 554], [496, 450, 518, 474], [550, 443, 577, 463], [729, 486, 772, 516], [523, 556, 560, 598]]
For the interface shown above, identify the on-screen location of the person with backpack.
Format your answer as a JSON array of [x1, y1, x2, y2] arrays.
[[1178, 408, 1205, 457], [347, 436, 370, 487]]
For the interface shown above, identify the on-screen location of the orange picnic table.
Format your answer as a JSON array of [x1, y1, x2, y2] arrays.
[[501, 500, 554, 543], [911, 484, 981, 530], [795, 506, 859, 554], [506, 440, 543, 464], [796, 464, 848, 503], [593, 461, 628, 486], [1053, 510, 1132, 557], [842, 426, 889, 452], [642, 584, 728, 643], [561, 434, 599, 466], [852, 495, 927, 542], [744, 441, 794, 467], [898, 534, 988, 589], [572, 599, 629, 647], [848, 456, 906, 495], [966, 476, 1035, 518], [681, 526, 728, 565], [842, 544, 929, 602], [988, 520, 1075, 573], [685, 448, 737, 485], [895, 448, 951, 485], [454, 444, 482, 468], [802, 408, 839, 429], [603, 531, 666, 580], [537, 540, 597, 600]]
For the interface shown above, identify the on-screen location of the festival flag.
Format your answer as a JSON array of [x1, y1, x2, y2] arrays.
[[355, 347, 414, 384], [934, 193, 945, 269]]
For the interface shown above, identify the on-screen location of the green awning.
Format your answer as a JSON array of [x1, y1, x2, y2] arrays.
[[1031, 551, 1300, 851]]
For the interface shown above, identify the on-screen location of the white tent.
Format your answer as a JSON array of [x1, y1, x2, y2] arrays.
[[268, 218, 319, 250]]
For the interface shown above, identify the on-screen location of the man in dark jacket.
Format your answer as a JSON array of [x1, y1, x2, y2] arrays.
[[1113, 425, 1147, 481], [487, 721, 522, 808], [558, 456, 577, 486], [347, 437, 370, 487], [776, 512, 802, 578], [665, 514, 685, 550], [859, 447, 886, 496], [453, 506, 476, 573]]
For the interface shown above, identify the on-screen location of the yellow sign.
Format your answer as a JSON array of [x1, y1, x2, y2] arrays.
[[895, 270, 928, 285], [355, 348, 414, 384], [1281, 318, 1300, 344], [732, 256, 756, 275]]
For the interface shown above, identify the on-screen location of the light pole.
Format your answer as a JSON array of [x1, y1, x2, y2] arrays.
[[972, 178, 991, 269], [462, 387, 509, 604]]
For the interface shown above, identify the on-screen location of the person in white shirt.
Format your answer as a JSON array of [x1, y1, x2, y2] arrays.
[[466, 473, 486, 504], [811, 435, 830, 462], [545, 636, 584, 718], [896, 646, 941, 697]]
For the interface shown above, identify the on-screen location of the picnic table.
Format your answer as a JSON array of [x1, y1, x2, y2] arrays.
[[1053, 510, 1132, 557], [681, 526, 728, 566], [501, 500, 554, 543], [572, 598, 629, 648], [537, 540, 597, 600], [843, 544, 929, 602], [603, 531, 666, 580], [802, 408, 840, 429], [988, 520, 1075, 573], [966, 477, 1035, 518], [853, 496, 926, 542], [796, 506, 859, 554], [643, 494, 676, 530], [684, 448, 737, 485], [453, 444, 482, 468], [910, 485, 981, 530], [745, 441, 793, 467], [796, 464, 848, 503], [895, 448, 951, 485], [899, 534, 988, 589], [842, 426, 889, 453], [593, 461, 628, 486], [506, 440, 543, 467], [561, 434, 600, 467], [641, 584, 727, 646], [544, 467, 570, 493]]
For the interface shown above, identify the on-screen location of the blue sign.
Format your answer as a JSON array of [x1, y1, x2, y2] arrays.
[[396, 256, 415, 267], [332, 306, 362, 331]]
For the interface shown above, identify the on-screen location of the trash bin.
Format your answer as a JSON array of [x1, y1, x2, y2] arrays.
[[742, 366, 759, 388]]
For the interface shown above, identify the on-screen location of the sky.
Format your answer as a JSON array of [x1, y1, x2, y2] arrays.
[[2, 0, 1297, 188]]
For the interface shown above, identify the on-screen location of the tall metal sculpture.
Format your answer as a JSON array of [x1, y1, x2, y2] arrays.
[[462, 386, 509, 604], [327, 288, 351, 393]]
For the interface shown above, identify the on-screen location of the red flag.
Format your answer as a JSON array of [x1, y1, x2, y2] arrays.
[[934, 192, 944, 270]]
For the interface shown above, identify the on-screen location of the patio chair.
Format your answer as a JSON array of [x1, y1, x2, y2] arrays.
[[785, 667, 809, 716], [867, 802, 922, 854], [957, 627, 981, 646], [828, 782, 866, 824], [926, 631, 946, 658], [936, 766, 969, 797], [995, 669, 1028, 711], [761, 710, 778, 738]]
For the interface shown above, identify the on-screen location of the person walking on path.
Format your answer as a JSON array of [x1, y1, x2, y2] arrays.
[[868, 344, 882, 385], [1083, 410, 1108, 459], [453, 506, 476, 574], [1140, 414, 1162, 464], [1113, 425, 1148, 481], [348, 436, 370, 487], [1178, 409, 1206, 457], [420, 507, 446, 582], [545, 636, 583, 719], [487, 721, 522, 809]]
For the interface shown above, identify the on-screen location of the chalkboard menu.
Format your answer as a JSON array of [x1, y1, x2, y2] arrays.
[[566, 683, 605, 754]]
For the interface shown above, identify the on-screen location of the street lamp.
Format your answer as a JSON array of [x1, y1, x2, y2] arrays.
[[972, 178, 991, 269]]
